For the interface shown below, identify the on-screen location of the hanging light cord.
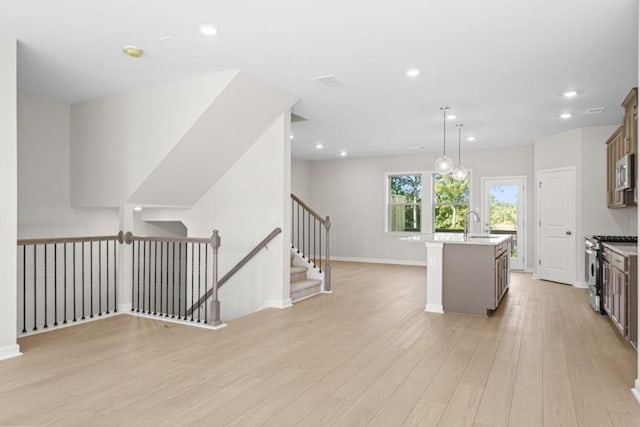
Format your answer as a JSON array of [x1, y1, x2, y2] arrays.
[[457, 123, 464, 164], [441, 106, 449, 156]]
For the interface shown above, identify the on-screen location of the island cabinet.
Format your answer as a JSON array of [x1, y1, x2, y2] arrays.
[[443, 238, 510, 316], [602, 244, 637, 348]]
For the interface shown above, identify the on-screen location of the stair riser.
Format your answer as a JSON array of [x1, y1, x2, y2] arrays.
[[291, 271, 307, 282], [291, 285, 322, 302]]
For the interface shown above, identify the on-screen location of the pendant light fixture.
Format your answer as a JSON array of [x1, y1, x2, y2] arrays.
[[434, 106, 454, 174], [452, 123, 469, 181]]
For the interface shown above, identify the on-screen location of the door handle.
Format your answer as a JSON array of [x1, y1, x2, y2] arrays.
[[566, 231, 572, 235]]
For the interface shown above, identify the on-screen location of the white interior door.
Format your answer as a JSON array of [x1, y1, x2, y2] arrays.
[[481, 177, 526, 270], [536, 168, 575, 285]]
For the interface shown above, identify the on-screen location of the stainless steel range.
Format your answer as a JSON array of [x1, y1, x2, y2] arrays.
[[584, 235, 637, 313]]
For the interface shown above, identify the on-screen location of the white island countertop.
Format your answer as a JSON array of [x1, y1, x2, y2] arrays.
[[401, 233, 511, 246]]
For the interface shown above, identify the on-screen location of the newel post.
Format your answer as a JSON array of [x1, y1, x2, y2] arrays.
[[324, 216, 332, 293], [209, 230, 222, 327]]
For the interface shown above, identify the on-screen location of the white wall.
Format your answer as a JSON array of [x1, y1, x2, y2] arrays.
[[71, 71, 237, 207], [307, 146, 535, 268], [534, 126, 637, 286], [0, 37, 19, 359], [182, 113, 291, 320], [291, 157, 312, 202], [18, 92, 118, 238]]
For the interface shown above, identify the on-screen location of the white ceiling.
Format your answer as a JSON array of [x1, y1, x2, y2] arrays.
[[1, 0, 638, 160]]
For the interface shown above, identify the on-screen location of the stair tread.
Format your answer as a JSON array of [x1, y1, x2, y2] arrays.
[[290, 279, 322, 292]]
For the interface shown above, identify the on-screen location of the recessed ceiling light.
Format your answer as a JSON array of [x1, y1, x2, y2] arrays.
[[199, 25, 218, 36], [339, 150, 348, 157], [447, 114, 457, 120], [122, 46, 143, 58], [406, 68, 420, 78], [466, 136, 476, 142], [560, 113, 572, 119], [290, 135, 294, 140], [315, 143, 324, 150], [563, 90, 578, 98], [133, 206, 143, 212]]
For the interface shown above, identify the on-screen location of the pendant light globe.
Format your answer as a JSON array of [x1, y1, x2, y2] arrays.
[[434, 106, 454, 174]]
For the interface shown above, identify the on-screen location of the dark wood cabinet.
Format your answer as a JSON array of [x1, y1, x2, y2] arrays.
[[606, 88, 637, 208], [602, 245, 637, 348]]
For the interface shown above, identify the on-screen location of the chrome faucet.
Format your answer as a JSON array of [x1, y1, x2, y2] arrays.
[[464, 210, 481, 240]]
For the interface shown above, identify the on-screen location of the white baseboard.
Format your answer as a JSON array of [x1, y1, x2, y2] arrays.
[[632, 379, 640, 405], [18, 312, 125, 338], [332, 256, 426, 267], [127, 312, 223, 330], [572, 281, 589, 289], [425, 304, 444, 314], [264, 298, 293, 309], [524, 267, 534, 273], [118, 303, 132, 312], [0, 344, 22, 361]]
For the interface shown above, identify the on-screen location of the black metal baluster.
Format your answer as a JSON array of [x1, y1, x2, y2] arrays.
[[44, 244, 48, 328], [319, 225, 323, 273], [165, 241, 170, 317], [33, 245, 37, 331], [64, 244, 67, 323], [302, 208, 306, 258], [313, 218, 317, 268], [81, 242, 85, 320], [184, 243, 188, 321], [204, 244, 208, 324], [54, 244, 58, 326], [197, 243, 201, 323], [73, 243, 77, 321], [178, 242, 182, 319], [307, 212, 311, 261], [98, 241, 102, 315], [105, 241, 109, 314], [171, 241, 176, 318], [291, 199, 294, 248], [131, 239, 135, 312], [113, 239, 117, 313], [142, 241, 146, 313], [153, 241, 158, 315], [90, 241, 93, 318], [22, 246, 26, 333], [191, 242, 194, 321], [297, 202, 300, 253], [137, 241, 141, 312], [148, 241, 152, 314]]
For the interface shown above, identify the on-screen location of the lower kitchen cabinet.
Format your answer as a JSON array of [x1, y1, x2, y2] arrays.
[[602, 245, 637, 348]]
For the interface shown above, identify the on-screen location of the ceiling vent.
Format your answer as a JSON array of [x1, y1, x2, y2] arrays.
[[312, 74, 345, 88], [585, 107, 606, 115]]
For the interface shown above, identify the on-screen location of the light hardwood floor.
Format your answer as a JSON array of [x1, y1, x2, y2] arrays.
[[1, 262, 639, 426]]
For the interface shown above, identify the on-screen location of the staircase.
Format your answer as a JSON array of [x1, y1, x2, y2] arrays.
[[290, 255, 323, 302]]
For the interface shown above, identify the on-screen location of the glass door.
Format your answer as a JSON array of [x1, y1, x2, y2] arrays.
[[481, 177, 526, 270]]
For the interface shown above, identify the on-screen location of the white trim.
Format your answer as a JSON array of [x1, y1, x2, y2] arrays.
[[291, 292, 322, 303], [425, 304, 444, 314], [264, 298, 293, 309], [332, 256, 426, 266], [632, 379, 640, 405], [18, 312, 125, 338], [573, 281, 589, 289], [0, 344, 21, 361], [128, 312, 227, 330]]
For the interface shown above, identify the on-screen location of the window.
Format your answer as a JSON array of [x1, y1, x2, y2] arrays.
[[433, 173, 470, 232], [388, 174, 422, 232]]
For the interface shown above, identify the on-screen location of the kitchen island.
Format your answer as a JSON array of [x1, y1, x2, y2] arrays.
[[402, 233, 511, 315]]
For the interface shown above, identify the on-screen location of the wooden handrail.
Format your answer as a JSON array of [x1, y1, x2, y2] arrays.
[[18, 232, 124, 246], [186, 227, 282, 316], [291, 193, 327, 225]]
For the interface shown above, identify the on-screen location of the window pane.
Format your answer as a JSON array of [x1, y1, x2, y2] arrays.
[[433, 173, 470, 232], [389, 174, 422, 232], [434, 205, 468, 232], [488, 184, 518, 257]]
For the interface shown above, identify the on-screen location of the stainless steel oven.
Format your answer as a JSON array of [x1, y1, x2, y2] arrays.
[[584, 237, 599, 312]]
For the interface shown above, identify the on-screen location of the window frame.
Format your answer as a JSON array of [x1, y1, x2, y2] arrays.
[[384, 171, 426, 235]]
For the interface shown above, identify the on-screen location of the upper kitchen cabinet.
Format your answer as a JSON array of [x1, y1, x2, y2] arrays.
[[606, 88, 637, 208]]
